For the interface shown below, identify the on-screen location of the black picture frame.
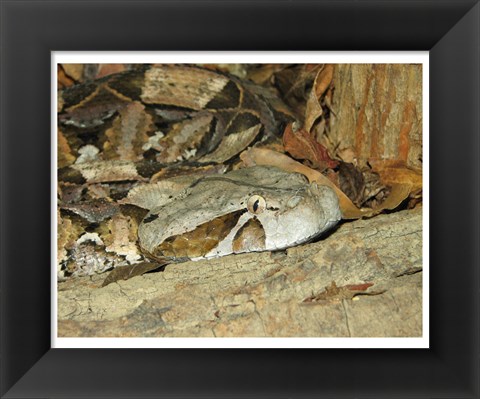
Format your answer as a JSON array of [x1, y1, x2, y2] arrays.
[[1, 0, 479, 397]]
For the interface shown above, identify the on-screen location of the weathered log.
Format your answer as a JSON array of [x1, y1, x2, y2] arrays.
[[58, 207, 422, 338]]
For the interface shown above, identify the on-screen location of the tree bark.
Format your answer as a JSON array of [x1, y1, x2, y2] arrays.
[[329, 64, 423, 170]]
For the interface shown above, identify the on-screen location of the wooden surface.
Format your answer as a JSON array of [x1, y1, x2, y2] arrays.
[[329, 64, 423, 170], [58, 207, 423, 337]]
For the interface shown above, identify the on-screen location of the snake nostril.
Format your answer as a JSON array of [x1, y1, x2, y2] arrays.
[[287, 196, 302, 209]]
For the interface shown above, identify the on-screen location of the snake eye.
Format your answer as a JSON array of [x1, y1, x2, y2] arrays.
[[247, 195, 266, 215]]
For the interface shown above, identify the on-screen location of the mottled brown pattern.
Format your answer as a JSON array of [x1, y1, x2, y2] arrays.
[[154, 210, 245, 259], [232, 218, 266, 253], [141, 65, 229, 109]]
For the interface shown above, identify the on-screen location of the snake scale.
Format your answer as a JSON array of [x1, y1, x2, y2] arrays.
[[57, 64, 341, 283]]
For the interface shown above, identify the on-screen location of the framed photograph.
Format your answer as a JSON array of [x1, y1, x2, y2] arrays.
[[54, 53, 428, 349], [1, 1, 479, 398]]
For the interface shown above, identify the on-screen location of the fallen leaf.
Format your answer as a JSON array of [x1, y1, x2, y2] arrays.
[[62, 64, 84, 81], [246, 64, 288, 85], [373, 183, 412, 211], [302, 281, 385, 303], [361, 168, 388, 207], [366, 159, 422, 210], [345, 282, 374, 291], [101, 261, 166, 287], [273, 64, 323, 118], [243, 82, 297, 122], [57, 93, 64, 113], [58, 65, 76, 88], [198, 64, 245, 77], [283, 123, 338, 171], [96, 64, 127, 79], [314, 65, 334, 98], [304, 65, 334, 132], [58, 130, 76, 168], [369, 159, 422, 192], [337, 161, 365, 207], [335, 147, 357, 164]]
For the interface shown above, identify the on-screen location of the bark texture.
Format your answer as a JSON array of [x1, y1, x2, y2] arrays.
[[330, 64, 423, 170], [58, 208, 422, 337]]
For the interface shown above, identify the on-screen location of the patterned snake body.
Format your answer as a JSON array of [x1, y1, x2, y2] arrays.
[[58, 65, 340, 281]]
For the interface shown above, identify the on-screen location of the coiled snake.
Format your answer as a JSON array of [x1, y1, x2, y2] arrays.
[[57, 64, 341, 282]]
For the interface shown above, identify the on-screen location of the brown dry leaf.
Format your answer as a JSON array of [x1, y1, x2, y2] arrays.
[[273, 64, 323, 118], [57, 92, 64, 113], [199, 64, 251, 78], [304, 65, 334, 132], [302, 281, 384, 303], [375, 183, 413, 211], [252, 136, 285, 154], [366, 159, 422, 211], [244, 82, 297, 122], [283, 123, 338, 171], [361, 168, 388, 207], [101, 261, 166, 287], [275, 64, 322, 99], [369, 159, 422, 192], [337, 147, 357, 164], [246, 64, 288, 85], [58, 130, 76, 168], [240, 147, 367, 219], [337, 162, 365, 207], [314, 65, 334, 98], [62, 64, 84, 81], [103, 102, 152, 161], [96, 64, 127, 79], [58, 65, 76, 89], [304, 89, 323, 133]]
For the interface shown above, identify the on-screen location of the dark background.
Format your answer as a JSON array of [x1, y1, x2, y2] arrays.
[[1, 0, 479, 398]]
